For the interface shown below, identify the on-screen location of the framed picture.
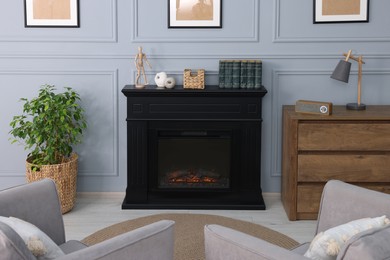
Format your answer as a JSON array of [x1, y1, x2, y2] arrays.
[[168, 0, 222, 28], [314, 0, 369, 23], [24, 0, 80, 28]]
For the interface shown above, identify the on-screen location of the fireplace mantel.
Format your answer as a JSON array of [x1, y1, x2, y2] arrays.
[[121, 85, 267, 209]]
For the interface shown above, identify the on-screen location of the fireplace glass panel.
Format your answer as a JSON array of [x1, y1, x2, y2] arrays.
[[158, 132, 231, 189]]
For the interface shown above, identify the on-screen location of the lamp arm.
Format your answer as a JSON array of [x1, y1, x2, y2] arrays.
[[344, 50, 352, 61], [343, 51, 365, 64]]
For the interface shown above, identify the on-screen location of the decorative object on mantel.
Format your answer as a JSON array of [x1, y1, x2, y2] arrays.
[[313, 0, 369, 23], [331, 49, 366, 110], [183, 69, 205, 89], [154, 72, 176, 89], [219, 60, 262, 89], [165, 77, 176, 89], [295, 100, 333, 115], [134, 46, 152, 89], [168, 0, 222, 28], [155, 72, 168, 89], [24, 0, 80, 28]]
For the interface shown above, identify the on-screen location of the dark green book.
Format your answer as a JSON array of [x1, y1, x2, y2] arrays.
[[246, 60, 255, 88], [224, 60, 233, 88], [232, 60, 241, 89], [254, 60, 262, 89], [218, 60, 225, 88], [240, 60, 248, 88]]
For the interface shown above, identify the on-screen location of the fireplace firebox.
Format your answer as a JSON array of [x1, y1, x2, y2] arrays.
[[122, 85, 267, 209], [157, 130, 231, 189]]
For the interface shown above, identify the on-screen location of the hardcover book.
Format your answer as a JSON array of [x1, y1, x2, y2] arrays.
[[218, 60, 226, 88], [224, 60, 233, 88], [246, 60, 255, 88], [240, 60, 248, 88], [254, 60, 262, 89], [232, 60, 241, 89]]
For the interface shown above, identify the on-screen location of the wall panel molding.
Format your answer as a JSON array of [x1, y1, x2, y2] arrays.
[[0, 70, 119, 177], [2, 53, 390, 60]]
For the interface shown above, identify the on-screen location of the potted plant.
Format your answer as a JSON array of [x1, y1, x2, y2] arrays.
[[9, 84, 87, 213]]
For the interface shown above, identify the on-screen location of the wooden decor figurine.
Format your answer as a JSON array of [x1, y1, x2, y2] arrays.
[[134, 46, 152, 89]]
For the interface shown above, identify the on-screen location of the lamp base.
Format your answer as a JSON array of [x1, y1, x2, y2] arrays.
[[346, 103, 366, 110]]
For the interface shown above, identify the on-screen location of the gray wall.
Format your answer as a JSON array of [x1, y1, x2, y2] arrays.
[[1, 0, 390, 192]]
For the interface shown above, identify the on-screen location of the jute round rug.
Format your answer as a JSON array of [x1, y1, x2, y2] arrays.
[[81, 213, 299, 260]]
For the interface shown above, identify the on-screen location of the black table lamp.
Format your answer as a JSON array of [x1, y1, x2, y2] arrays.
[[331, 50, 366, 110]]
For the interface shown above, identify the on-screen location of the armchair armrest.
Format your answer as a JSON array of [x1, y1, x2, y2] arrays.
[[59, 220, 175, 260], [316, 180, 390, 234], [204, 224, 307, 260], [0, 179, 65, 245]]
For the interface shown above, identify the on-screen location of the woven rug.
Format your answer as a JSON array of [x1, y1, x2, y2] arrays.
[[81, 213, 299, 260]]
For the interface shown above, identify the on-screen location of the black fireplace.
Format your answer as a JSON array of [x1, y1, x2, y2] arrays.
[[122, 85, 267, 209]]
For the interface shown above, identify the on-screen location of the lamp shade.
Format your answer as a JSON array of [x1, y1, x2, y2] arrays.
[[331, 60, 351, 83]]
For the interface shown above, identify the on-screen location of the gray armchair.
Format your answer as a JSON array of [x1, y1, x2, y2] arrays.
[[0, 179, 175, 260], [204, 180, 390, 260]]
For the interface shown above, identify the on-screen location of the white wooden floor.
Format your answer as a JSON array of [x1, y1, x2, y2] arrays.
[[63, 193, 317, 244]]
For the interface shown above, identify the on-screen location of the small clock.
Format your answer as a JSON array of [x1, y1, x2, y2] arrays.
[[295, 100, 333, 115]]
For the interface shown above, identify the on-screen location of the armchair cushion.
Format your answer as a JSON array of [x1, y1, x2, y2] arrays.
[[59, 240, 87, 255], [0, 216, 65, 259], [304, 215, 389, 260], [338, 225, 390, 260], [0, 221, 35, 260], [204, 224, 305, 260], [60, 220, 175, 260]]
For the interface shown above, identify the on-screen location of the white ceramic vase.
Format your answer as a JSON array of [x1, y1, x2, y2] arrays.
[[165, 77, 176, 89], [154, 72, 167, 88]]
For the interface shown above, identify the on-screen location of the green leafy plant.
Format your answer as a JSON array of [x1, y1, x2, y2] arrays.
[[9, 84, 87, 166]]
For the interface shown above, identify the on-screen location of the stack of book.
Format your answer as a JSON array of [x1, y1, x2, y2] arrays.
[[219, 60, 262, 89]]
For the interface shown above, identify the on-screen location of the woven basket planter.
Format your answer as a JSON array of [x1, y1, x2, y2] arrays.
[[26, 153, 78, 214]]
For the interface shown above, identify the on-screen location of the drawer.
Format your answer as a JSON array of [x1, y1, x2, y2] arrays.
[[298, 123, 390, 151], [298, 154, 390, 182]]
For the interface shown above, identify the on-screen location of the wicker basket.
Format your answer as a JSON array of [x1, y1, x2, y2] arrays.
[[26, 153, 78, 214], [183, 69, 205, 89]]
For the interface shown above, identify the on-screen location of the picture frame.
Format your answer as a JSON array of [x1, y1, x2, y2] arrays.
[[24, 0, 80, 28], [314, 0, 369, 23], [168, 0, 222, 28]]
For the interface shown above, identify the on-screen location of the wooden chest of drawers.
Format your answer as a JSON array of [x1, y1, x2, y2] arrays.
[[282, 105, 390, 220]]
